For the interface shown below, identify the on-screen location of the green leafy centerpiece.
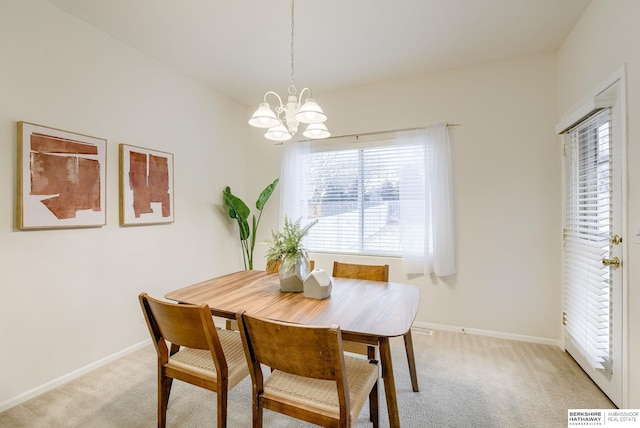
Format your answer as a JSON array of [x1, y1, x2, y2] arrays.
[[264, 215, 317, 292]]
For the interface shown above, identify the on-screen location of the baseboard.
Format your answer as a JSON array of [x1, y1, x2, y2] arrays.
[[0, 339, 151, 414], [412, 321, 562, 348]]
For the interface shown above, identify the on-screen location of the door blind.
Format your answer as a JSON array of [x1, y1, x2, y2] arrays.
[[563, 108, 612, 370]]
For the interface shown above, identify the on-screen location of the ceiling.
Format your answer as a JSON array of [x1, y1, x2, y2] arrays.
[[47, 0, 591, 107]]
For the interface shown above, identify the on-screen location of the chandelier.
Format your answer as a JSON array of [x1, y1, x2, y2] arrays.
[[248, 0, 330, 142]]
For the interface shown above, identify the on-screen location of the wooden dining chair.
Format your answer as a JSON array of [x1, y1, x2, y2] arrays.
[[237, 310, 379, 427], [138, 293, 249, 428], [266, 259, 282, 273], [266, 259, 315, 273], [332, 261, 419, 392]]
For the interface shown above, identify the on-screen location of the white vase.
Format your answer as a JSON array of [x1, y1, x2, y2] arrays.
[[278, 256, 310, 292], [303, 268, 333, 299]]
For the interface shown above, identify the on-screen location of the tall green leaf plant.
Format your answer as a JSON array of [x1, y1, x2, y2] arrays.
[[223, 178, 279, 270]]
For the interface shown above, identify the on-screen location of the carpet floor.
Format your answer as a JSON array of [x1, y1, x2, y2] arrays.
[[0, 329, 615, 427]]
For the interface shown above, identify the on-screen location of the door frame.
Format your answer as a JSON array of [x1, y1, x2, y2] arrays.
[[556, 65, 628, 407]]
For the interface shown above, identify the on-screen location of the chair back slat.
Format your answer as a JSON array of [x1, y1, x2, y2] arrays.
[[141, 294, 215, 351], [266, 259, 282, 273], [267, 259, 315, 273], [332, 261, 389, 282], [238, 311, 344, 381]]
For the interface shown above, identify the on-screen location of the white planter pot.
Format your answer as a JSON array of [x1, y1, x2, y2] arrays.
[[278, 256, 310, 292]]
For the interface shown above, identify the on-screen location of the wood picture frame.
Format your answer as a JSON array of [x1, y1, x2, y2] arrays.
[[17, 121, 107, 230], [119, 144, 174, 226]]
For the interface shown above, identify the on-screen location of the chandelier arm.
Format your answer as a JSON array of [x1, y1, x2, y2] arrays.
[[297, 87, 311, 104], [257, 91, 287, 123], [263, 91, 285, 109]]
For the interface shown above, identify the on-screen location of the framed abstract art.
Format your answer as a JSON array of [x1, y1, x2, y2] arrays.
[[17, 122, 107, 229], [119, 144, 174, 226]]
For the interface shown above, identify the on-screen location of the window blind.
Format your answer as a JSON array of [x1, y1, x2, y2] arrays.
[[563, 108, 612, 370], [306, 143, 421, 255]]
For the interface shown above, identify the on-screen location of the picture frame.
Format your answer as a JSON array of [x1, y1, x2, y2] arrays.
[[119, 144, 174, 226], [17, 121, 107, 230]]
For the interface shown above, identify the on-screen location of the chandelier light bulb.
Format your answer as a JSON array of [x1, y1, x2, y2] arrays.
[[295, 98, 327, 124], [264, 123, 293, 142], [303, 122, 331, 139], [248, 102, 281, 129]]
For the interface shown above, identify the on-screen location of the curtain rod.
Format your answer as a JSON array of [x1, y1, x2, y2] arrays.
[[297, 123, 461, 143]]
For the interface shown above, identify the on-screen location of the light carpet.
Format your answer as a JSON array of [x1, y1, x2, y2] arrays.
[[0, 329, 614, 427]]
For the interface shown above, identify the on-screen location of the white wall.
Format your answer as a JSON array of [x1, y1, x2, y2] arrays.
[[557, 0, 640, 408], [0, 0, 248, 408], [248, 53, 562, 343]]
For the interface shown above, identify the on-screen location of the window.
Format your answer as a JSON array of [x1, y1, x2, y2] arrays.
[[280, 125, 455, 276], [306, 141, 414, 255]]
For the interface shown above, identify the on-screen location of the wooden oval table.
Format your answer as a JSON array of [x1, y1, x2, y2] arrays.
[[165, 270, 420, 427]]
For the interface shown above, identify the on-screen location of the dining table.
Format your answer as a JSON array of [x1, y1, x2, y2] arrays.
[[165, 269, 420, 427]]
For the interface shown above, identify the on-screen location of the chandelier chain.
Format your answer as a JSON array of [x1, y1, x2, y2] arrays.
[[289, 0, 295, 94]]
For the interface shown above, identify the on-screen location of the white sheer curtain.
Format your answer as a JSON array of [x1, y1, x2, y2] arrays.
[[279, 140, 311, 228], [398, 125, 456, 277]]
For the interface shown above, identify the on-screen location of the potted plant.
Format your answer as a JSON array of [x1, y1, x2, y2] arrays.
[[264, 215, 317, 292], [223, 178, 279, 270]]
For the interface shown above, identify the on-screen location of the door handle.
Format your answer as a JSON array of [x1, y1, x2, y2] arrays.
[[602, 257, 621, 268]]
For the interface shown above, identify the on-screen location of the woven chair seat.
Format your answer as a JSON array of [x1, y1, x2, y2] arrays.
[[169, 329, 248, 389], [264, 356, 379, 422]]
